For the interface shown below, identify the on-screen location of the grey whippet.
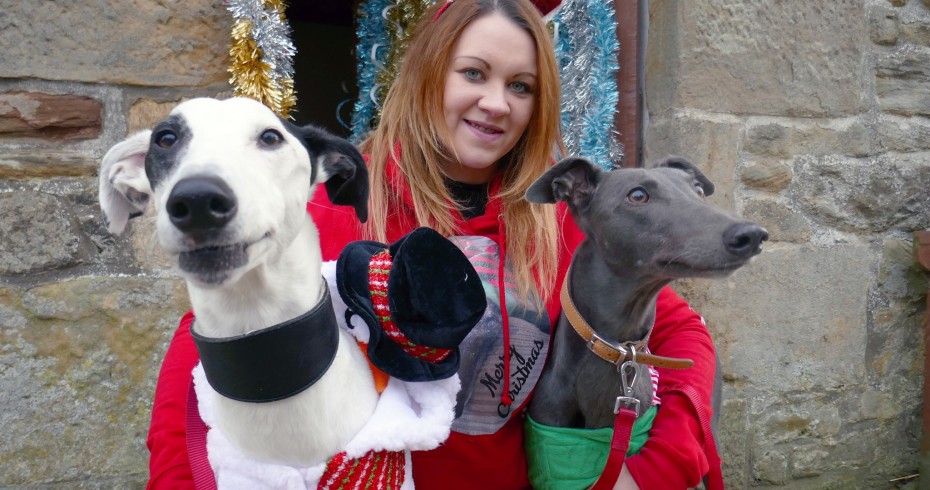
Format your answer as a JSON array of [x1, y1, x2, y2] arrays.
[[526, 155, 767, 435]]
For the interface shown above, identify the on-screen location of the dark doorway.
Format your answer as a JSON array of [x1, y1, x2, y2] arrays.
[[287, 2, 358, 138]]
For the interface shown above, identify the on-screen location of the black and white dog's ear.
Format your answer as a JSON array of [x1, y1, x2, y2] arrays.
[[99, 130, 153, 235], [292, 124, 370, 223], [525, 157, 602, 212], [653, 156, 715, 197]]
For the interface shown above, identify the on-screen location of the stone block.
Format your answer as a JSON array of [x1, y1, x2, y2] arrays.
[[743, 123, 790, 158], [127, 215, 175, 272], [0, 92, 101, 140], [0, 277, 188, 486], [0, 0, 230, 87], [752, 449, 788, 484], [744, 120, 873, 159], [127, 98, 184, 135], [0, 191, 87, 275], [647, 1, 865, 117], [690, 244, 871, 394], [876, 50, 930, 117], [878, 238, 928, 301], [876, 113, 930, 153], [758, 404, 842, 445], [740, 159, 793, 193], [742, 198, 811, 244], [869, 6, 900, 45], [791, 445, 832, 478], [718, 396, 750, 488], [0, 150, 98, 179], [857, 389, 903, 422], [791, 154, 930, 233], [866, 238, 926, 387], [901, 13, 930, 46], [644, 114, 740, 209]]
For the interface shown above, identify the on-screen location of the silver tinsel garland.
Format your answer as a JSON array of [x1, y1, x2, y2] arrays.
[[553, 0, 624, 169], [225, 0, 297, 116]]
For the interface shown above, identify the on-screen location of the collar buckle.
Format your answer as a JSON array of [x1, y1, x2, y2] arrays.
[[586, 332, 628, 366]]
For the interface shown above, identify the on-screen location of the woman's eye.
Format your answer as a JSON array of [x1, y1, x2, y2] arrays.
[[627, 187, 649, 204], [694, 183, 705, 198], [463, 68, 483, 81], [510, 81, 532, 94], [259, 129, 284, 147], [154, 130, 177, 149]]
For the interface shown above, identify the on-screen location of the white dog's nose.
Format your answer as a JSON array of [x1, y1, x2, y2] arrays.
[[167, 176, 238, 234]]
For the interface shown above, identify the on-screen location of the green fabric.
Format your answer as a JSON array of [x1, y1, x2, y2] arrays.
[[524, 406, 657, 490]]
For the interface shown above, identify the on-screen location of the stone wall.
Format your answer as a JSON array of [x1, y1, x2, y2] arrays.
[[0, 0, 928, 488], [645, 0, 930, 487], [0, 1, 230, 487]]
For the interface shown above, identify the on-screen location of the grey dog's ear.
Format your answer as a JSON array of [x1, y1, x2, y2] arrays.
[[652, 156, 715, 197], [98, 130, 153, 235], [525, 157, 602, 211], [290, 123, 370, 223]]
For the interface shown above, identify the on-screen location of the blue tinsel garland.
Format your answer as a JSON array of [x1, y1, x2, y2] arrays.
[[350, 0, 392, 142]]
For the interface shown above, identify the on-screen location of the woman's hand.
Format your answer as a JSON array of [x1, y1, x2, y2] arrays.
[[613, 464, 640, 490]]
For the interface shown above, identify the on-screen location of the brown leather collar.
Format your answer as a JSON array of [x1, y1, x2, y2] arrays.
[[560, 271, 694, 370]]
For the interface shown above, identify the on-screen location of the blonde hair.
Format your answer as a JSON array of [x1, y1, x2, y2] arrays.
[[360, 0, 564, 300]]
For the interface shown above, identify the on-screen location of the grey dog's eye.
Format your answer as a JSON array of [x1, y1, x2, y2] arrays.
[[259, 129, 284, 147], [694, 183, 706, 198], [154, 130, 177, 149], [627, 187, 649, 204]]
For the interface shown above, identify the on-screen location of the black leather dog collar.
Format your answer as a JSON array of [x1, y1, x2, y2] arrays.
[[191, 282, 340, 403]]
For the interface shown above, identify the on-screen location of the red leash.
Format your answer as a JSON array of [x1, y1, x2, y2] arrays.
[[669, 383, 725, 490], [591, 404, 638, 490], [591, 361, 640, 490]]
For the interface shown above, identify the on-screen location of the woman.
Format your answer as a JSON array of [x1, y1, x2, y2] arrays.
[[147, 1, 718, 488]]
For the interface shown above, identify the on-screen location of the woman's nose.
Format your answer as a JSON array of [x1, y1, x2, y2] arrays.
[[477, 85, 510, 117]]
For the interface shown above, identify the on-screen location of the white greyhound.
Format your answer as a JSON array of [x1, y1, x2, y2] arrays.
[[99, 97, 462, 488]]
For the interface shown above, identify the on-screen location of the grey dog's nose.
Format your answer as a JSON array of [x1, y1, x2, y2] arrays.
[[723, 223, 768, 257], [166, 176, 238, 233]]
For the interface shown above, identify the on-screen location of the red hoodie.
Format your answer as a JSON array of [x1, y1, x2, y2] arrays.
[[146, 156, 718, 490]]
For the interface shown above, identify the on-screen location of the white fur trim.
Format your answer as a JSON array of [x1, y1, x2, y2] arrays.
[[195, 365, 451, 489]]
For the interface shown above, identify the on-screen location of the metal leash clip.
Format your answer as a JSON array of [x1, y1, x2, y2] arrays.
[[614, 359, 640, 415]]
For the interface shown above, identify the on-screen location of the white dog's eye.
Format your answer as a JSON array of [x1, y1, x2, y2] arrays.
[[154, 130, 178, 149], [259, 129, 284, 147]]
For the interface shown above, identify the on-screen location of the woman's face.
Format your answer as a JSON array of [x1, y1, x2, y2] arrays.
[[442, 13, 537, 184]]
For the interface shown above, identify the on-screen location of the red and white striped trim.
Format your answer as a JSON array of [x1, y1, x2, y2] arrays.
[[368, 250, 452, 363], [318, 449, 405, 490]]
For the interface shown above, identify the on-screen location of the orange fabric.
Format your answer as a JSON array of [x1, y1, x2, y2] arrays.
[[356, 341, 390, 394]]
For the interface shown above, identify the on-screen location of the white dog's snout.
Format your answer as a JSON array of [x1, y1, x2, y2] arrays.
[[166, 176, 238, 234]]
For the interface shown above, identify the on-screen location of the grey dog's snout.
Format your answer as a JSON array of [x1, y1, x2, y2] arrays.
[[723, 223, 768, 257], [166, 176, 238, 233]]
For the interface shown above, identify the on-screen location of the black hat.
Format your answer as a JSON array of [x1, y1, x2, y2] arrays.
[[336, 227, 486, 382]]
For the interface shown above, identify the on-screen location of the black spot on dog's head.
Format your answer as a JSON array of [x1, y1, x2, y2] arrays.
[[146, 115, 191, 190]]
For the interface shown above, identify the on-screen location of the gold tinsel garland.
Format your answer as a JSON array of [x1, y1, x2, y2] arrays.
[[227, 0, 297, 118], [373, 1, 434, 117]]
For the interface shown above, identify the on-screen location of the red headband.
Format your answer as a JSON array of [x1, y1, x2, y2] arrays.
[[433, 0, 455, 22], [433, 0, 560, 22]]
